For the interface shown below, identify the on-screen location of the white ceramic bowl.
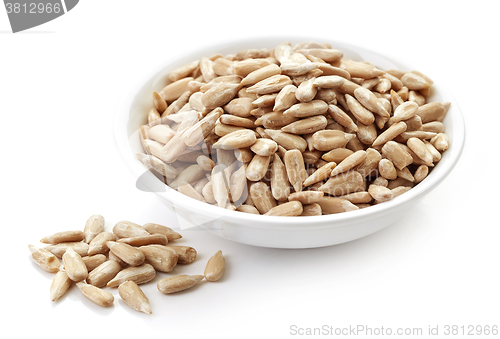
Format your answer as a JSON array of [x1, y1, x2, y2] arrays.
[[114, 37, 465, 249]]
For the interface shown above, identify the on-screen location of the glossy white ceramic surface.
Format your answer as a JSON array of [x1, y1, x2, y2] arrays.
[[114, 37, 465, 249]]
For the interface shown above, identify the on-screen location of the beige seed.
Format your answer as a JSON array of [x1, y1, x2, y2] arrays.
[[256, 111, 298, 129], [240, 64, 282, 86], [393, 101, 419, 122], [378, 159, 398, 180], [178, 183, 207, 202], [107, 263, 156, 287], [232, 58, 271, 77], [321, 148, 353, 163], [108, 251, 128, 267], [391, 186, 412, 199], [165, 245, 197, 264], [372, 176, 389, 187], [250, 182, 277, 214], [288, 191, 324, 204], [148, 124, 175, 144], [313, 75, 345, 89], [88, 231, 117, 256], [252, 93, 278, 108], [327, 104, 358, 132], [407, 137, 434, 166], [107, 241, 145, 267], [345, 94, 375, 125], [44, 242, 89, 259], [117, 234, 168, 247], [236, 204, 260, 214], [136, 153, 177, 179], [312, 130, 354, 151], [62, 247, 88, 282], [341, 59, 384, 79], [211, 165, 229, 208], [414, 165, 429, 183], [270, 153, 290, 202], [284, 150, 308, 192], [139, 245, 178, 273], [113, 221, 150, 239], [157, 275, 205, 294], [281, 115, 328, 135], [204, 250, 225, 282], [330, 150, 367, 177], [280, 61, 319, 76], [338, 191, 372, 204], [284, 100, 328, 118], [264, 201, 303, 216], [147, 107, 161, 127], [83, 214, 105, 244], [250, 138, 278, 156], [398, 131, 437, 142], [295, 77, 317, 102], [246, 154, 271, 182], [87, 260, 122, 288], [182, 107, 224, 147], [431, 133, 449, 151], [169, 164, 206, 189], [196, 155, 215, 172], [229, 165, 247, 202], [219, 115, 255, 129], [29, 244, 60, 273], [118, 281, 152, 315], [169, 60, 200, 82], [416, 102, 450, 123], [201, 82, 240, 110], [265, 129, 308, 152], [234, 148, 254, 163], [81, 254, 107, 272], [77, 282, 114, 307], [368, 185, 394, 203], [353, 87, 390, 118], [212, 129, 257, 149], [142, 223, 182, 241], [422, 121, 445, 134], [40, 230, 85, 245], [246, 74, 292, 94], [300, 203, 322, 216], [50, 269, 72, 302], [401, 72, 431, 90], [425, 141, 442, 163], [223, 97, 254, 118], [372, 121, 407, 147], [160, 77, 193, 103], [396, 166, 415, 182], [319, 170, 365, 196], [303, 162, 337, 187], [200, 57, 216, 82], [381, 141, 414, 170], [153, 91, 168, 113], [297, 48, 343, 63], [317, 197, 359, 214], [274, 84, 298, 111]]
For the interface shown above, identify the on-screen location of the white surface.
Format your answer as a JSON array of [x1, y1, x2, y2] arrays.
[[1, 1, 498, 338], [116, 37, 465, 249]]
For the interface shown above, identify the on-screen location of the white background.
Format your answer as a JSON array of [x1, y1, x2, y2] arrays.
[[1, 1, 499, 338]]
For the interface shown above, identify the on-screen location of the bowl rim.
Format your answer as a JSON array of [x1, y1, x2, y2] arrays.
[[113, 36, 466, 229]]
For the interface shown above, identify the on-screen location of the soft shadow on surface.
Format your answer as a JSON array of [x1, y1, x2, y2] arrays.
[[0, 30, 56, 34]]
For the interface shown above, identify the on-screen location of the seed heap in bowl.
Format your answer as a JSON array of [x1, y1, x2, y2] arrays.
[[29, 214, 225, 314], [136, 41, 450, 217]]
